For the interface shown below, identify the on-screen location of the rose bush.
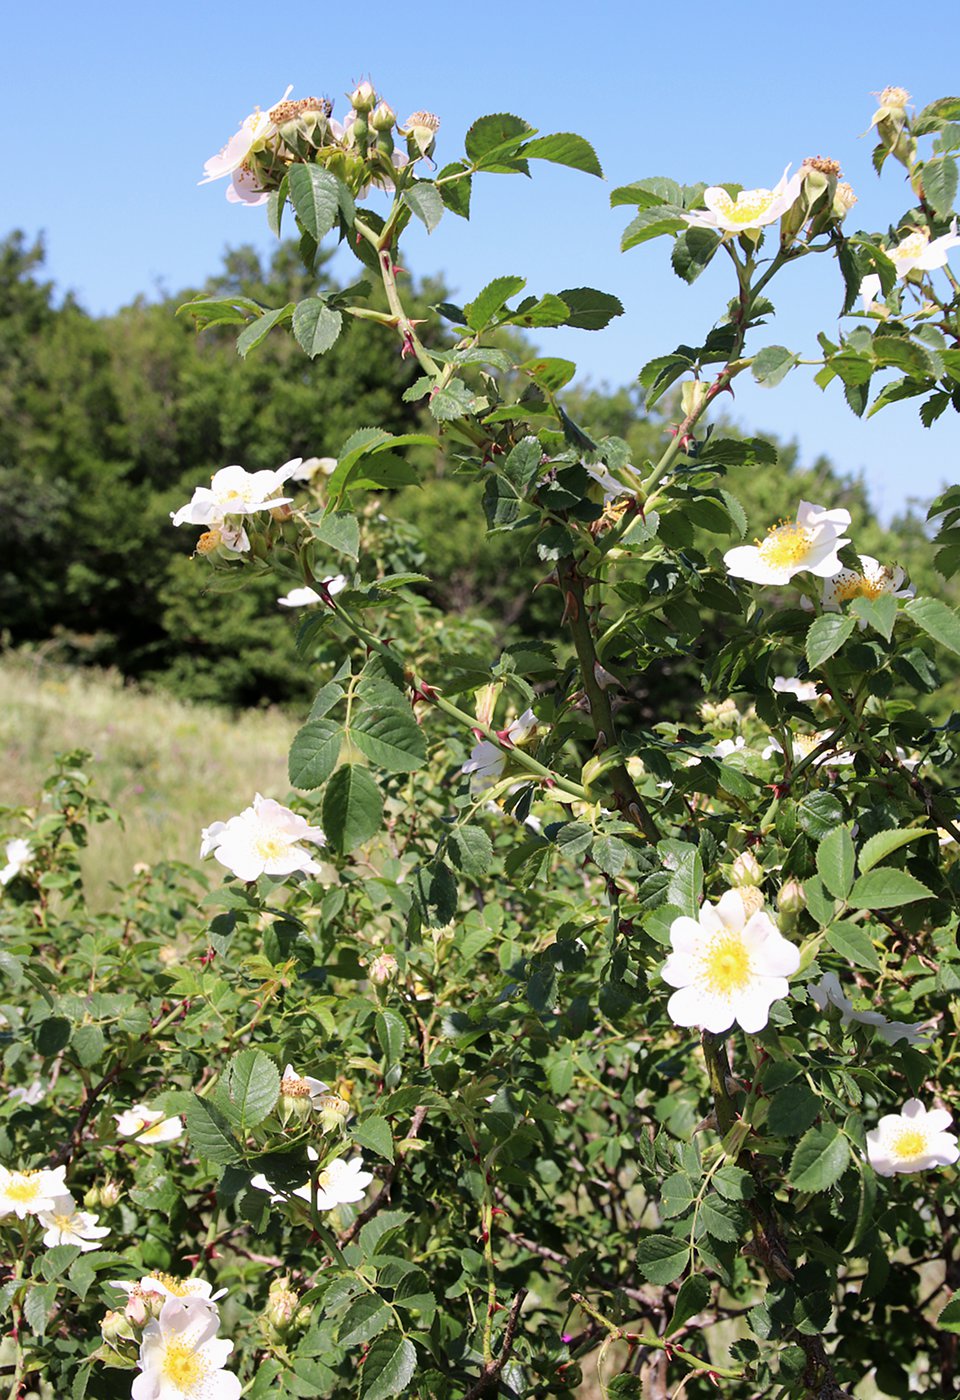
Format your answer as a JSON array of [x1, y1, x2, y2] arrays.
[[3, 82, 960, 1399]]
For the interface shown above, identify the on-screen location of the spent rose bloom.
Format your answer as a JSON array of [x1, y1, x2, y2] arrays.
[[114, 1105, 184, 1145], [199, 87, 292, 186], [0, 1164, 69, 1219], [684, 166, 804, 235], [661, 889, 800, 1033], [171, 460, 302, 530], [1, 837, 34, 887], [279, 1064, 329, 1111], [462, 709, 538, 796], [865, 1099, 959, 1177], [821, 554, 914, 621], [201, 794, 326, 882], [724, 500, 852, 585], [39, 1196, 110, 1252], [132, 1295, 240, 1400]]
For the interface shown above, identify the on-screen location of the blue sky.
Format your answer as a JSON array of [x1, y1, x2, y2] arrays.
[[5, 1, 958, 522]]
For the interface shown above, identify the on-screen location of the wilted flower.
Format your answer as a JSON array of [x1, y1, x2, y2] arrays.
[[39, 1196, 110, 1252], [200, 794, 326, 882], [0, 1164, 69, 1219], [724, 501, 852, 585], [808, 972, 927, 1046], [132, 1295, 240, 1400], [114, 1105, 184, 1145], [200, 87, 292, 187], [866, 1098, 959, 1176], [316, 1094, 352, 1134], [462, 709, 538, 796], [684, 166, 804, 235], [277, 576, 348, 607], [402, 110, 441, 158], [278, 1065, 329, 1124], [661, 889, 800, 1033], [1, 838, 33, 887]]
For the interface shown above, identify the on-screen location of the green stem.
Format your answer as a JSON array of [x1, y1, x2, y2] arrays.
[[570, 1292, 744, 1380], [701, 1032, 737, 1135]]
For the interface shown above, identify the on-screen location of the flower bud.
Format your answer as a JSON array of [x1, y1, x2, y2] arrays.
[[777, 879, 805, 923], [349, 81, 376, 113], [371, 101, 396, 133], [368, 952, 398, 984], [99, 1179, 122, 1208], [730, 850, 763, 888], [101, 1309, 138, 1346], [317, 1093, 351, 1134], [259, 1277, 304, 1342], [84, 1186, 101, 1209], [700, 697, 739, 729]]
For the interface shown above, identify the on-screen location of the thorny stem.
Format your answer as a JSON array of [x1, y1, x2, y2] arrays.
[[462, 1288, 529, 1400], [570, 1292, 744, 1381]]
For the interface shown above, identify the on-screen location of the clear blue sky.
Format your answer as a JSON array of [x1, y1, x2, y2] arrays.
[[5, 1, 958, 523]]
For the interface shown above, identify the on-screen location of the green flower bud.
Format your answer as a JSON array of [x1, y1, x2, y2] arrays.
[[99, 1179, 122, 1208], [317, 1093, 351, 1135], [100, 1309, 137, 1347], [778, 879, 805, 915], [83, 1186, 101, 1209], [349, 81, 376, 113], [259, 1277, 304, 1342], [730, 851, 763, 889], [370, 101, 396, 133]]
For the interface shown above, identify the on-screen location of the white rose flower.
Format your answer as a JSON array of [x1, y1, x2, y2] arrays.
[[808, 972, 927, 1046], [39, 1196, 110, 1252], [724, 500, 852, 585], [0, 1164, 69, 1219], [762, 733, 855, 767], [200, 794, 326, 882], [821, 554, 914, 622], [773, 676, 820, 703], [109, 1274, 227, 1303], [171, 460, 303, 529], [114, 1104, 184, 1145], [462, 709, 538, 796], [277, 576, 348, 607], [252, 1150, 373, 1210], [661, 889, 800, 1034], [289, 456, 338, 482], [1, 838, 34, 887], [8, 1079, 45, 1107], [684, 166, 804, 235], [865, 1098, 959, 1177], [225, 167, 269, 207], [199, 87, 292, 185], [132, 1295, 240, 1400], [860, 220, 960, 310]]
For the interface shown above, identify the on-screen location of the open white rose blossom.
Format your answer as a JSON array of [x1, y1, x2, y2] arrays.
[[277, 576, 348, 607], [38, 1196, 110, 1252], [683, 166, 804, 235], [821, 554, 914, 618], [200, 794, 326, 882], [808, 972, 927, 1046], [662, 889, 800, 1033], [252, 1150, 373, 1210], [462, 709, 538, 797], [114, 1104, 184, 1145], [1, 837, 34, 886], [199, 87, 292, 186], [0, 1164, 69, 1219], [724, 501, 852, 585], [865, 1099, 959, 1176], [860, 218, 960, 309], [171, 460, 302, 533], [132, 1295, 240, 1400]]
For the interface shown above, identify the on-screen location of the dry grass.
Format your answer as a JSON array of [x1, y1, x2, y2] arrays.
[[0, 657, 296, 908]]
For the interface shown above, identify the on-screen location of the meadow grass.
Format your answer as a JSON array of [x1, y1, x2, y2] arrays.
[[0, 656, 295, 909]]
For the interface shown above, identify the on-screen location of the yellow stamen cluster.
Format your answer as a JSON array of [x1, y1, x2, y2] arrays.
[[757, 522, 813, 569], [879, 86, 910, 109], [712, 189, 777, 227], [161, 1340, 207, 1389], [832, 568, 893, 603], [891, 1127, 927, 1160], [280, 1075, 311, 1099], [270, 97, 332, 124], [701, 933, 752, 996], [5, 1173, 41, 1203], [835, 182, 857, 213], [253, 833, 289, 862], [149, 1273, 190, 1297], [406, 110, 440, 133], [195, 530, 222, 556]]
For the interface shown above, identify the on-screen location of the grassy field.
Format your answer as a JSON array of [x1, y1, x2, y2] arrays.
[[0, 657, 296, 908]]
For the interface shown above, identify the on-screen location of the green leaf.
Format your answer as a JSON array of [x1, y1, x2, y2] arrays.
[[292, 298, 343, 358], [806, 614, 856, 669], [412, 861, 458, 929], [464, 113, 533, 164], [322, 765, 384, 853], [699, 1194, 746, 1241], [937, 1290, 960, 1334], [289, 721, 342, 790], [352, 706, 426, 774], [610, 176, 682, 208], [849, 593, 898, 641], [218, 1049, 280, 1133], [848, 869, 932, 910], [824, 920, 881, 972], [338, 1295, 392, 1347], [353, 1114, 394, 1164], [359, 1210, 412, 1258], [767, 1083, 821, 1137], [788, 1123, 850, 1192], [713, 1164, 754, 1201], [921, 155, 958, 217], [905, 596, 960, 657], [858, 828, 929, 873], [448, 825, 493, 877], [311, 510, 360, 559], [751, 345, 800, 387], [556, 286, 624, 330], [403, 183, 444, 232], [670, 1274, 711, 1334], [375, 1009, 407, 1066], [520, 132, 603, 177], [659, 1172, 696, 1219], [636, 1234, 690, 1285], [288, 166, 343, 243], [797, 792, 845, 842], [236, 303, 294, 358], [621, 207, 687, 251], [816, 825, 856, 900], [361, 1332, 417, 1400], [184, 1096, 241, 1165], [671, 227, 720, 283]]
